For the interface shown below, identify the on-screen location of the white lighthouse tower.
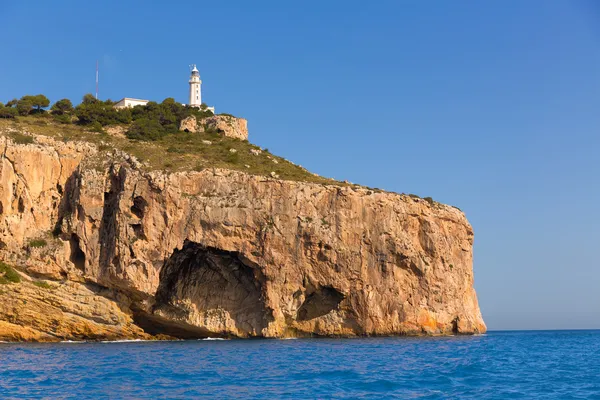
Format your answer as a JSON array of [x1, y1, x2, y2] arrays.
[[189, 64, 202, 108]]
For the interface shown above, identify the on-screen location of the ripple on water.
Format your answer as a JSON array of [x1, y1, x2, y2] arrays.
[[0, 331, 599, 399]]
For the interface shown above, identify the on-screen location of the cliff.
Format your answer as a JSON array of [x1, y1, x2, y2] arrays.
[[0, 122, 485, 341]]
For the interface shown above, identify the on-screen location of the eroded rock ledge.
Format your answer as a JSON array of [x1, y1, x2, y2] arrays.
[[0, 133, 485, 341]]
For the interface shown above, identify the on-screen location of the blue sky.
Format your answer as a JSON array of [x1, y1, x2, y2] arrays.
[[1, 1, 599, 330]]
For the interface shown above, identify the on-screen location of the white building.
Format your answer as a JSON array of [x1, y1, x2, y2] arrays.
[[188, 64, 215, 113], [112, 66, 214, 112], [189, 64, 202, 107], [114, 98, 149, 108]]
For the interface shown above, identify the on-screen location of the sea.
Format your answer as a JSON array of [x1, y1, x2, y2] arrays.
[[0, 330, 598, 399]]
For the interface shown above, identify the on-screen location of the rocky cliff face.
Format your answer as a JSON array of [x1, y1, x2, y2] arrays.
[[178, 115, 248, 140], [0, 131, 485, 341]]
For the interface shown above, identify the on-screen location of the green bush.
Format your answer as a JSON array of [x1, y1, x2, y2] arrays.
[[11, 132, 34, 145], [126, 118, 166, 141], [90, 121, 105, 133], [53, 113, 72, 124], [0, 262, 21, 284], [75, 94, 132, 126], [33, 281, 54, 290], [16, 99, 33, 116], [51, 98, 74, 115], [0, 106, 18, 118], [125, 98, 213, 141], [28, 239, 48, 248]]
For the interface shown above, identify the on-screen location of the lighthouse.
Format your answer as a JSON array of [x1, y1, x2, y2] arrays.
[[189, 64, 202, 107]]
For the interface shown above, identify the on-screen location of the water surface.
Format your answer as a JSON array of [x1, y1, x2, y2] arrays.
[[1, 330, 599, 399]]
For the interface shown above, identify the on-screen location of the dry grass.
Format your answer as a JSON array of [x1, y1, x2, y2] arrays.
[[0, 116, 346, 186]]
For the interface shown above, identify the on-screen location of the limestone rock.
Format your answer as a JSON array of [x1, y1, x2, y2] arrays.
[[0, 131, 485, 341], [179, 116, 204, 133], [202, 115, 248, 140], [104, 125, 127, 138]]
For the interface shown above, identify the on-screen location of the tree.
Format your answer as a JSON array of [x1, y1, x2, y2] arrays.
[[51, 99, 74, 115], [82, 94, 97, 105], [75, 99, 131, 126], [0, 106, 17, 118], [18, 95, 50, 113], [15, 99, 33, 116], [5, 99, 17, 108], [31, 94, 50, 112]]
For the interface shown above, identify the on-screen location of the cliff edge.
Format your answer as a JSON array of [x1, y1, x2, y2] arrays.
[[0, 123, 485, 341]]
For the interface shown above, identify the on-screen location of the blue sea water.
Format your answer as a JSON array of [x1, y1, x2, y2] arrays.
[[0, 330, 599, 399]]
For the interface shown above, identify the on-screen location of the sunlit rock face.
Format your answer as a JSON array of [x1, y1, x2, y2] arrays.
[[0, 132, 485, 341]]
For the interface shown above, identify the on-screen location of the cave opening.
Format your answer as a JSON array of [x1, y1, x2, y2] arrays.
[[452, 317, 459, 335], [140, 241, 273, 338], [69, 233, 86, 271], [130, 196, 148, 219], [297, 286, 345, 321]]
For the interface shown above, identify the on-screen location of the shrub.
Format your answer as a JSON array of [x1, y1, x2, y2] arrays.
[[0, 106, 18, 118], [28, 239, 48, 248], [0, 262, 21, 284], [53, 113, 72, 124], [51, 98, 74, 115], [16, 99, 33, 116], [226, 151, 240, 164], [75, 94, 132, 126], [126, 118, 166, 141], [424, 197, 434, 206], [11, 132, 34, 145], [33, 281, 54, 290], [90, 121, 105, 133]]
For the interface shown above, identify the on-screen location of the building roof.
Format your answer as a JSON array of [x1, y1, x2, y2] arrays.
[[115, 98, 150, 103]]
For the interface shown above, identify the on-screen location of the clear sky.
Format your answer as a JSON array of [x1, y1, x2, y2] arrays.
[[1, 1, 598, 330]]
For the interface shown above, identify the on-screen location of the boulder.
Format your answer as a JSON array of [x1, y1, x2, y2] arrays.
[[203, 115, 248, 140], [179, 116, 203, 133]]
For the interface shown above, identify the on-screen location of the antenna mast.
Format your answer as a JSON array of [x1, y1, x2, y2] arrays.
[[95, 60, 99, 99]]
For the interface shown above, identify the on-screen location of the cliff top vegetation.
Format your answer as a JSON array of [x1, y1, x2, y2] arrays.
[[0, 94, 445, 202], [0, 94, 348, 186]]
